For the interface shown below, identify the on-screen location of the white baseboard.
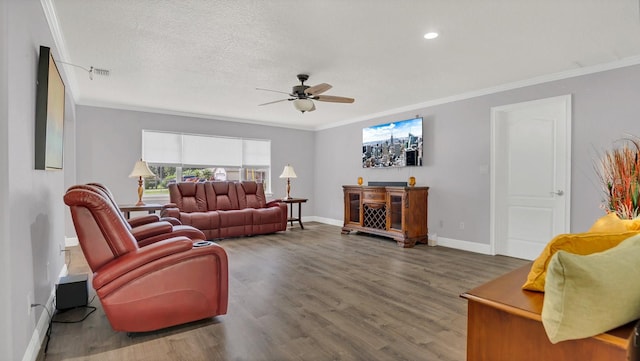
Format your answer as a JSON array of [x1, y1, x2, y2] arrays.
[[436, 237, 493, 255], [65, 237, 78, 247], [22, 264, 68, 361], [311, 218, 493, 254], [305, 216, 343, 227]]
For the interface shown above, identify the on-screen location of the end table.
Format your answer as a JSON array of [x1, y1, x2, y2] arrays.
[[118, 203, 164, 219], [279, 198, 308, 229]]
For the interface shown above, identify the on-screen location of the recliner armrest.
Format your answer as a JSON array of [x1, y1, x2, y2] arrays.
[[266, 200, 283, 207], [93, 237, 193, 289], [127, 214, 161, 228], [130, 221, 173, 241], [159, 216, 182, 226], [161, 204, 180, 219]]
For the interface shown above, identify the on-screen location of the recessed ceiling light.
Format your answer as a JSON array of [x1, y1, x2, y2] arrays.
[[423, 32, 439, 40]]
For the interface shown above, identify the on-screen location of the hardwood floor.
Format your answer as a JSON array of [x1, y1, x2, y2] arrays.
[[43, 223, 528, 361]]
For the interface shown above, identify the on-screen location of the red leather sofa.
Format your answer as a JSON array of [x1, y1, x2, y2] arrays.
[[161, 181, 288, 239], [64, 185, 228, 332]]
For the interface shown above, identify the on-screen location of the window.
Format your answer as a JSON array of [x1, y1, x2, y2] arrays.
[[141, 130, 271, 197]]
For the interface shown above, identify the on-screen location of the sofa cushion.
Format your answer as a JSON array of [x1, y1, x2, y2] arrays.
[[252, 207, 283, 225], [206, 181, 240, 211], [218, 209, 253, 238], [522, 231, 640, 292], [236, 181, 267, 209], [541, 233, 640, 344], [169, 183, 207, 212], [588, 212, 640, 233]]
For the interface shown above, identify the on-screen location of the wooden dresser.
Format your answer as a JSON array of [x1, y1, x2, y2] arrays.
[[461, 264, 632, 361], [341, 185, 428, 247]]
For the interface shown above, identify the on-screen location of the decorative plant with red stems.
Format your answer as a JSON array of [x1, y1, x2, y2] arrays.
[[596, 136, 640, 219]]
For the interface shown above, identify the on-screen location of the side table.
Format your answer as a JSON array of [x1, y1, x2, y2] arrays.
[[278, 198, 308, 229], [118, 203, 164, 219]]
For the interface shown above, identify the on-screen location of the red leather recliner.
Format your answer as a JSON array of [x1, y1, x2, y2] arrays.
[[69, 184, 206, 247], [64, 186, 228, 332], [87, 182, 182, 227]]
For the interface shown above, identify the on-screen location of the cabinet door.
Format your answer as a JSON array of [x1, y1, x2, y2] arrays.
[[387, 192, 404, 232], [344, 191, 361, 225]]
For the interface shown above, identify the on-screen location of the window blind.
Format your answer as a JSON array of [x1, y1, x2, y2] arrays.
[[141, 130, 182, 165], [243, 139, 271, 166], [182, 134, 242, 167], [142, 130, 270, 168]]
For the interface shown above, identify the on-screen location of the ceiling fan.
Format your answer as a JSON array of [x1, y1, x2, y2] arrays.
[[257, 74, 355, 113]]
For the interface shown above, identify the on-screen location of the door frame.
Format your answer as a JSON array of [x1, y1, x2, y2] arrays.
[[489, 94, 572, 257]]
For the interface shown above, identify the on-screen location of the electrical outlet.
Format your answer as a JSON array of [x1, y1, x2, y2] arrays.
[[59, 243, 65, 255], [459, 222, 465, 230], [27, 293, 32, 315], [439, 220, 443, 228]]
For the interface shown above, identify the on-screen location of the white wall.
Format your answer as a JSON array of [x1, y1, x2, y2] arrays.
[[315, 64, 640, 247], [3, 1, 75, 359], [1, 0, 12, 357], [73, 105, 315, 233]]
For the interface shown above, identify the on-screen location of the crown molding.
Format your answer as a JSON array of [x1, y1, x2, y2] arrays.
[[315, 55, 640, 131]]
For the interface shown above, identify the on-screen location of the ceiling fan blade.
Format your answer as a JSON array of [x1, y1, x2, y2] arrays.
[[256, 87, 291, 95], [258, 98, 290, 106], [305, 83, 332, 96], [315, 95, 355, 103]]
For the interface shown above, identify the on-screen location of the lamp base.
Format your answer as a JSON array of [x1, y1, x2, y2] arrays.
[[135, 201, 146, 206], [136, 177, 145, 206], [284, 178, 292, 200]]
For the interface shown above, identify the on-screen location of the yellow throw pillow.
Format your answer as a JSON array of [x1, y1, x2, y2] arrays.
[[588, 212, 640, 232], [542, 234, 640, 343], [522, 231, 640, 292]]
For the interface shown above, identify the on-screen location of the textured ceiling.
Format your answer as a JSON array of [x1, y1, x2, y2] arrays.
[[48, 0, 640, 130]]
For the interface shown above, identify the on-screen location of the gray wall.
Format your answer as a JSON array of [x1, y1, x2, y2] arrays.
[[74, 106, 315, 229], [315, 64, 640, 245], [1, 0, 10, 356], [3, 0, 75, 359]]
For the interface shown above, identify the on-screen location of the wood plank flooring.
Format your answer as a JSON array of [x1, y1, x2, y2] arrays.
[[42, 223, 528, 361]]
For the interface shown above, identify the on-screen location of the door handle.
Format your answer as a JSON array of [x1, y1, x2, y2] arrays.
[[550, 190, 564, 196]]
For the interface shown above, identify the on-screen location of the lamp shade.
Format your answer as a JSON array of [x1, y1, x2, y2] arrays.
[[279, 165, 297, 179], [293, 99, 314, 112], [128, 159, 155, 178]]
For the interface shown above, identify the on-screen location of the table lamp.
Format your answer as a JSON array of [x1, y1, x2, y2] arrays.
[[128, 159, 156, 206], [279, 164, 297, 200]]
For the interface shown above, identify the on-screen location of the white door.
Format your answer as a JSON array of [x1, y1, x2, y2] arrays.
[[491, 95, 571, 260]]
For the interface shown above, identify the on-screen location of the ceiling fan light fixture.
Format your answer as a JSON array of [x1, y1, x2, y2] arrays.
[[424, 32, 439, 40], [293, 98, 314, 113]]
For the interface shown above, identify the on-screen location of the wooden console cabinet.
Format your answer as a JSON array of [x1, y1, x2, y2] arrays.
[[461, 264, 631, 361], [341, 185, 429, 247]]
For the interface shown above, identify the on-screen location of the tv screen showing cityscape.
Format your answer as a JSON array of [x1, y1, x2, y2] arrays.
[[362, 117, 423, 168]]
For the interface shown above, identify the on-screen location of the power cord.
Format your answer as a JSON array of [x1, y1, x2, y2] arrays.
[[31, 293, 98, 355], [52, 305, 97, 323], [52, 293, 97, 324], [30, 303, 54, 354]]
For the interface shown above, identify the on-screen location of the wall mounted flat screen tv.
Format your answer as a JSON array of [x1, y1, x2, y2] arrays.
[[35, 45, 65, 170], [362, 117, 423, 168]]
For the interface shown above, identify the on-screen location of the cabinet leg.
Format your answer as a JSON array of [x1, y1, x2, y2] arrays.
[[396, 239, 416, 248]]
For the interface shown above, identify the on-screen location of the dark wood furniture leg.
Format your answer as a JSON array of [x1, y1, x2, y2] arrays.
[[297, 202, 304, 229]]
